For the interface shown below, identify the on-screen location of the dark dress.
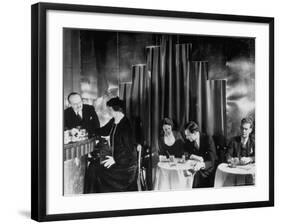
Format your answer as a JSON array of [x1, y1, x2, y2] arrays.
[[226, 136, 255, 161], [184, 133, 217, 188], [93, 116, 138, 193], [64, 104, 100, 136], [159, 131, 184, 158]]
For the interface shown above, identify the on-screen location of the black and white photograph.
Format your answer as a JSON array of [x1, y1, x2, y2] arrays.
[[63, 29, 256, 195], [30, 2, 274, 221], [0, 0, 279, 223]]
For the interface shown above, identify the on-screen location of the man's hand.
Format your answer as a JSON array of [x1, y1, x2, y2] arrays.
[[190, 154, 204, 162], [240, 157, 253, 165], [193, 161, 206, 171], [227, 157, 239, 165], [101, 156, 116, 168]]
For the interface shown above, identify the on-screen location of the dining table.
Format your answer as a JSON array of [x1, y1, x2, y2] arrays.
[[154, 157, 198, 191], [214, 163, 255, 187]]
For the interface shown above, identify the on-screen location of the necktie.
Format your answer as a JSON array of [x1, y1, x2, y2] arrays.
[[76, 112, 82, 121]]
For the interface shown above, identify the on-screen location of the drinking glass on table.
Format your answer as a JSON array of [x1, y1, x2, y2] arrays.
[[184, 152, 189, 161], [228, 157, 240, 168], [169, 155, 175, 162]]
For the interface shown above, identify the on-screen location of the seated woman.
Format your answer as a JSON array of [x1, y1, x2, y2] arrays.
[[158, 118, 184, 158], [94, 97, 138, 193]]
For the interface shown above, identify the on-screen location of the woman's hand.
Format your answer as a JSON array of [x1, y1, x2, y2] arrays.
[[101, 156, 116, 168]]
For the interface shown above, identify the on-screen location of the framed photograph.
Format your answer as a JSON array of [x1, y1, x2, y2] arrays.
[[31, 2, 274, 222]]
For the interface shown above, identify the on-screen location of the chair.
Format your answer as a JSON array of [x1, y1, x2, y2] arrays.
[[136, 145, 147, 191]]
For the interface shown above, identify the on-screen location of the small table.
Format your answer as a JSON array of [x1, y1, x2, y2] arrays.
[[154, 158, 197, 191], [63, 138, 96, 195], [64, 138, 96, 161], [214, 163, 255, 187]]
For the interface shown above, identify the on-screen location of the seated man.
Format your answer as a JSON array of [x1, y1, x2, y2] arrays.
[[64, 92, 100, 136], [226, 117, 255, 165], [184, 121, 217, 188]]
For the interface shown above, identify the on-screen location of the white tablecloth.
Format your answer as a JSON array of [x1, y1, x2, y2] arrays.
[[154, 159, 197, 191], [214, 163, 255, 187]]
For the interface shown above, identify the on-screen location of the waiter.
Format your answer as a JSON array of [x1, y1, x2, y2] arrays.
[[64, 92, 100, 136]]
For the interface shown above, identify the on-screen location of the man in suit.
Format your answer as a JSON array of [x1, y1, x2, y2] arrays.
[[184, 121, 217, 188], [226, 117, 255, 165], [64, 92, 100, 136]]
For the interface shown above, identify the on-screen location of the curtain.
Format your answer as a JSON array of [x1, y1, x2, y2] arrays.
[[129, 64, 147, 145], [175, 43, 192, 130], [121, 35, 227, 189], [208, 79, 227, 162], [189, 62, 226, 137], [145, 46, 161, 189], [119, 82, 132, 119], [159, 36, 174, 119], [146, 46, 161, 155], [209, 79, 227, 137], [189, 61, 209, 133], [159, 37, 192, 130]]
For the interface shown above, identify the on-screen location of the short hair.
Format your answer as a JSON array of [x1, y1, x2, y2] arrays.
[[241, 117, 254, 128], [184, 121, 199, 133], [67, 92, 81, 102], [161, 118, 174, 129], [106, 97, 124, 112]]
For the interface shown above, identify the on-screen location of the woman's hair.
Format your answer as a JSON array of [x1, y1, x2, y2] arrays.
[[106, 97, 124, 112], [159, 118, 174, 137], [184, 121, 199, 133], [161, 118, 174, 129]]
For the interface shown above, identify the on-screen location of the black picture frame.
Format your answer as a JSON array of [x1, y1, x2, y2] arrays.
[[31, 2, 274, 222]]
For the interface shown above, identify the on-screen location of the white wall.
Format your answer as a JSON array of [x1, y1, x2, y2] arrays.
[[0, 0, 279, 223]]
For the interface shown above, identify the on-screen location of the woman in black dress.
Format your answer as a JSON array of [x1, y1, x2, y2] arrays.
[[94, 97, 138, 193], [158, 118, 184, 158]]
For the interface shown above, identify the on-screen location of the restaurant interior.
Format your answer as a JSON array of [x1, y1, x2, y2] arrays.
[[63, 29, 255, 195]]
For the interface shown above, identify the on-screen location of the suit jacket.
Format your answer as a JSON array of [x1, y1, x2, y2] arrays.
[[184, 133, 217, 176], [64, 104, 100, 135], [226, 136, 255, 160]]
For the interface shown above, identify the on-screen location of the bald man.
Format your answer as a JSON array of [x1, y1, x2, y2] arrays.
[[64, 92, 100, 136]]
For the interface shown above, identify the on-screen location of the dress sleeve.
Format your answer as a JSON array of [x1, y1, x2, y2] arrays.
[[89, 106, 100, 133], [94, 118, 114, 136]]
